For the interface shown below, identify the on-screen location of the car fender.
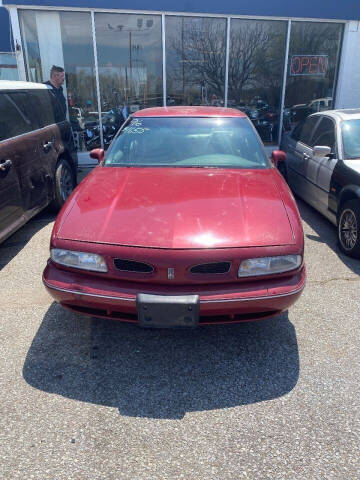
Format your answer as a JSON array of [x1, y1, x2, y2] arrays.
[[337, 185, 360, 218], [339, 185, 360, 204]]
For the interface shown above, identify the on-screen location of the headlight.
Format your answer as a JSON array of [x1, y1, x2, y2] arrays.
[[238, 255, 302, 277], [51, 249, 108, 272]]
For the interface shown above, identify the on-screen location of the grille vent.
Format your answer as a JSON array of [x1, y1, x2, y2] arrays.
[[190, 261, 231, 274], [114, 258, 154, 273]]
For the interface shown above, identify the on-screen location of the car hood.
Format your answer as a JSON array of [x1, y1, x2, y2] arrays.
[[58, 167, 294, 248]]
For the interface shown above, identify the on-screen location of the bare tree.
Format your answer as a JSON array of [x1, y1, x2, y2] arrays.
[[167, 18, 284, 107], [167, 18, 226, 103], [228, 23, 272, 103]]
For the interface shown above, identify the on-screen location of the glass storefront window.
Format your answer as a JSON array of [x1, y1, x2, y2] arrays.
[[0, 53, 18, 80], [19, 10, 98, 154], [284, 22, 343, 130], [60, 12, 98, 152], [228, 19, 287, 144], [19, 10, 41, 82], [166, 16, 226, 107], [95, 12, 162, 148], [19, 9, 345, 154]]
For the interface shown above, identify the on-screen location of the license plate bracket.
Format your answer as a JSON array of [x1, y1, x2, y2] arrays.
[[137, 294, 199, 328]]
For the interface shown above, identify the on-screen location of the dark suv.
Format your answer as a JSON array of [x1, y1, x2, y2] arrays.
[[0, 80, 77, 244]]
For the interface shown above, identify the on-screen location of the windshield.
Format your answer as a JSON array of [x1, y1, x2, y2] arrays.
[[342, 119, 360, 159], [105, 117, 269, 168]]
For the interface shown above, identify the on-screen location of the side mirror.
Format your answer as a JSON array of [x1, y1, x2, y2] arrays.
[[89, 148, 105, 163], [313, 145, 331, 158], [271, 150, 287, 167]]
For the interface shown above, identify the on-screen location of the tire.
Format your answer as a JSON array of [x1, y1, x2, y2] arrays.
[[338, 199, 360, 258], [50, 159, 75, 211]]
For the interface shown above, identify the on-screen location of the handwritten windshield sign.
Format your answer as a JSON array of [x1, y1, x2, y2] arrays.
[[290, 55, 328, 76]]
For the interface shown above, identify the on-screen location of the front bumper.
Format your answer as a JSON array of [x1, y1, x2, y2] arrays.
[[43, 261, 306, 325]]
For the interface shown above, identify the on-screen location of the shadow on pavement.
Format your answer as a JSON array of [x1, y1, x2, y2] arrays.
[[0, 211, 55, 271], [296, 196, 360, 275], [23, 303, 299, 419]]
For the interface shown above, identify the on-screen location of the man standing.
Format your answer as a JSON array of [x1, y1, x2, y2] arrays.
[[44, 65, 67, 117]]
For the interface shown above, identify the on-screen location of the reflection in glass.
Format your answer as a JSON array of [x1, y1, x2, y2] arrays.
[[60, 12, 98, 152], [342, 120, 360, 159], [0, 53, 18, 80], [95, 13, 162, 148], [106, 117, 268, 168], [284, 22, 343, 130], [228, 19, 287, 144], [19, 10, 98, 153], [166, 16, 226, 106], [19, 10, 42, 82]]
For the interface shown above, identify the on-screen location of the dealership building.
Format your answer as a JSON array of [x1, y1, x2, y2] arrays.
[[1, 0, 360, 163]]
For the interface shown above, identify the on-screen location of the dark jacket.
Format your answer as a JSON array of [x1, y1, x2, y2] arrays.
[[44, 80, 67, 117]]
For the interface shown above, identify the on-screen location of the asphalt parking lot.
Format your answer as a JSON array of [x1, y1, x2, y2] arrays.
[[1, 197, 359, 479]]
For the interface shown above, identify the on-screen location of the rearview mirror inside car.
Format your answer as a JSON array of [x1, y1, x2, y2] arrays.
[[90, 148, 105, 163], [271, 150, 287, 167], [313, 145, 331, 158]]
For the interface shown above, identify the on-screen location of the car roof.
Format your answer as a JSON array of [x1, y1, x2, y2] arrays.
[[312, 109, 360, 121], [0, 80, 49, 90], [132, 106, 247, 118]]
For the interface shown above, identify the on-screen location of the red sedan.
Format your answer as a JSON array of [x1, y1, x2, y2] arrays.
[[43, 106, 305, 327]]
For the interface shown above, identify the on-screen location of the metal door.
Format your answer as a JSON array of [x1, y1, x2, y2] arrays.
[[291, 115, 321, 200], [8, 91, 50, 211], [306, 116, 337, 214]]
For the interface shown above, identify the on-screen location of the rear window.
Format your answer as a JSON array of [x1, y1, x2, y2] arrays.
[[105, 117, 269, 169], [291, 121, 303, 141], [0, 92, 32, 141]]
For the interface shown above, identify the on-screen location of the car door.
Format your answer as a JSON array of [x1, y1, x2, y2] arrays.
[[26, 89, 61, 202], [281, 121, 302, 189], [289, 115, 321, 199], [0, 138, 23, 243], [307, 116, 337, 215], [6, 90, 50, 212], [0, 92, 28, 242]]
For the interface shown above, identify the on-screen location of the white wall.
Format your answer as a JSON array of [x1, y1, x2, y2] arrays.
[[336, 21, 360, 109]]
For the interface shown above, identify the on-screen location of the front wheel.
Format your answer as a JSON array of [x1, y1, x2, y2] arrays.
[[338, 200, 360, 258], [50, 159, 75, 211]]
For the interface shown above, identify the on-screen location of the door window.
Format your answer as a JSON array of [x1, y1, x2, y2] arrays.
[[8, 91, 46, 131], [291, 121, 303, 141], [0, 92, 33, 141], [28, 90, 57, 128], [298, 116, 319, 146], [310, 116, 336, 151], [9, 89, 64, 131]]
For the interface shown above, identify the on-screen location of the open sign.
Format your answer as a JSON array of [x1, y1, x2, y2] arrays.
[[290, 55, 328, 76]]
